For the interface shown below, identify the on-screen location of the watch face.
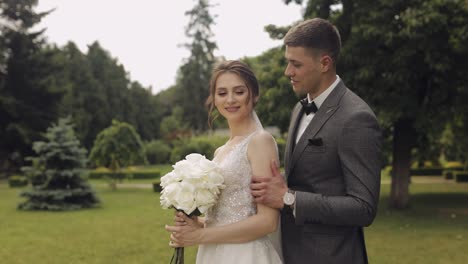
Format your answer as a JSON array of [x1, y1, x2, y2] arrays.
[[283, 192, 295, 205]]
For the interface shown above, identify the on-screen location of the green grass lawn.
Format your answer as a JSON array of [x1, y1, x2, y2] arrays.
[[0, 183, 197, 264], [1, 180, 467, 264], [367, 183, 468, 264]]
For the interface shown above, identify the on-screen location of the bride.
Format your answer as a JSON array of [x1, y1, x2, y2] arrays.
[[165, 60, 283, 263]]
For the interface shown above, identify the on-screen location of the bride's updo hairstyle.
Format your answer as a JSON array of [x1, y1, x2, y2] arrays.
[[206, 60, 260, 128]]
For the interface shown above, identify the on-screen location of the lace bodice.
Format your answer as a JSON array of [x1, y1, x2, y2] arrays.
[[205, 132, 258, 227]]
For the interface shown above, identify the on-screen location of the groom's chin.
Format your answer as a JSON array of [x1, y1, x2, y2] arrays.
[[293, 88, 306, 98]]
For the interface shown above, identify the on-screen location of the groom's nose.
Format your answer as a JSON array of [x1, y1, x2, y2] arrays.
[[284, 63, 294, 77]]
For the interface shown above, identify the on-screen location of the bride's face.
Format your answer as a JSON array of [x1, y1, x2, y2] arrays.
[[214, 72, 255, 123]]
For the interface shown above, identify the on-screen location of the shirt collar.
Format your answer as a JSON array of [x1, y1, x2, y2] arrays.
[[307, 75, 341, 109]]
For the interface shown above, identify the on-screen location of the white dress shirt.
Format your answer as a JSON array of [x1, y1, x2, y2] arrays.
[[295, 75, 341, 144]]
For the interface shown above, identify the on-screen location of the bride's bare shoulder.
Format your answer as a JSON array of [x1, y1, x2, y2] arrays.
[[213, 145, 224, 158], [248, 130, 277, 153]]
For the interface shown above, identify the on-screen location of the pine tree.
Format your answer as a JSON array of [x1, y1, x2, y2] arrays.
[[18, 117, 100, 211], [0, 0, 66, 172], [176, 0, 217, 131]]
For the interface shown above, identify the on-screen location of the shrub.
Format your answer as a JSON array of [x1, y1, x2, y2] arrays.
[[152, 181, 162, 192], [454, 171, 468, 183], [94, 166, 111, 173], [8, 175, 28, 187], [445, 161, 464, 169], [89, 120, 148, 168], [88, 120, 147, 190], [170, 135, 227, 164], [145, 140, 171, 164], [443, 170, 454, 180]]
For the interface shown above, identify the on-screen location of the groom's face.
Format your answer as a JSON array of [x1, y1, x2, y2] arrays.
[[284, 46, 322, 98]]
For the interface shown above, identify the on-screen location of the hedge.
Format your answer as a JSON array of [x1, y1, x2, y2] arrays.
[[410, 168, 444, 176], [454, 171, 468, 183], [443, 167, 465, 179], [388, 166, 464, 177], [89, 170, 160, 180], [8, 175, 28, 187]]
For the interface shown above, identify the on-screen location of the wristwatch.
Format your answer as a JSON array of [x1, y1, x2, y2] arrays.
[[283, 189, 296, 209]]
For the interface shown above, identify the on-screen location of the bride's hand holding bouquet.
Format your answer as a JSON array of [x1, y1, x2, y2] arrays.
[[167, 211, 204, 247], [160, 153, 224, 264]]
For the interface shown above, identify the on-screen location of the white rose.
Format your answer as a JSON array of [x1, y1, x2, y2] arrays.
[[186, 165, 204, 181], [196, 189, 218, 214], [175, 182, 197, 215], [185, 153, 205, 163], [160, 171, 180, 188], [198, 159, 217, 175], [196, 189, 216, 206], [207, 170, 225, 186], [174, 159, 205, 183], [160, 153, 225, 215], [160, 182, 180, 209], [185, 175, 204, 188]]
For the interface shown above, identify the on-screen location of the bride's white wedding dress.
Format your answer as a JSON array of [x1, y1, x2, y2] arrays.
[[196, 131, 283, 264]]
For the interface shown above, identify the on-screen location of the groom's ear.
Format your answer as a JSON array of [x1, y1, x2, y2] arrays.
[[320, 55, 332, 73]]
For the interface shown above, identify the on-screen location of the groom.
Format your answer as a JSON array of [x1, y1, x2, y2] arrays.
[[251, 18, 382, 264]]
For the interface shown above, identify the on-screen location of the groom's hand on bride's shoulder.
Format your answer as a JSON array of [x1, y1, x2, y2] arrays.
[[250, 160, 288, 209]]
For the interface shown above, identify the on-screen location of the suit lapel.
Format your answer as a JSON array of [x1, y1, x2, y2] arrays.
[[288, 81, 347, 173], [285, 103, 303, 177]]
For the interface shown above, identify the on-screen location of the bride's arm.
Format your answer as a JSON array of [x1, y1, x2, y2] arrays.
[[166, 131, 280, 246]]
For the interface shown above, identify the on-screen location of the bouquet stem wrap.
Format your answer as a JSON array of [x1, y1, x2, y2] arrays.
[[170, 247, 184, 264]]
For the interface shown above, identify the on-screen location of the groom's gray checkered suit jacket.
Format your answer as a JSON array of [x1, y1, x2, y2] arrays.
[[281, 80, 382, 264]]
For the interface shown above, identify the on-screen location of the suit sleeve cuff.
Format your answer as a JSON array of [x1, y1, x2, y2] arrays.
[[295, 191, 321, 225]]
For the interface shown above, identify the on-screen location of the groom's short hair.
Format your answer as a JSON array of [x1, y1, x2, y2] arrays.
[[284, 18, 341, 65]]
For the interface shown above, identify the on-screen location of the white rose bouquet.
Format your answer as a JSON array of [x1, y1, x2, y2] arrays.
[[160, 153, 224, 264]]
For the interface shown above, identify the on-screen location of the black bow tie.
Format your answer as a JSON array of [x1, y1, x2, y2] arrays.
[[300, 98, 318, 115]]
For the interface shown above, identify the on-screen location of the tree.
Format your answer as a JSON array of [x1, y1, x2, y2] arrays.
[[126, 81, 161, 141], [0, 0, 66, 174], [18, 117, 100, 211], [176, 0, 217, 131], [88, 120, 147, 190], [338, 0, 468, 209], [442, 83, 468, 168], [58, 42, 160, 149], [86, 41, 129, 124], [160, 106, 190, 141], [59, 42, 108, 150]]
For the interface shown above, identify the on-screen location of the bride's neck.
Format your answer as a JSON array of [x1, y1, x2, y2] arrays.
[[227, 118, 258, 138]]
